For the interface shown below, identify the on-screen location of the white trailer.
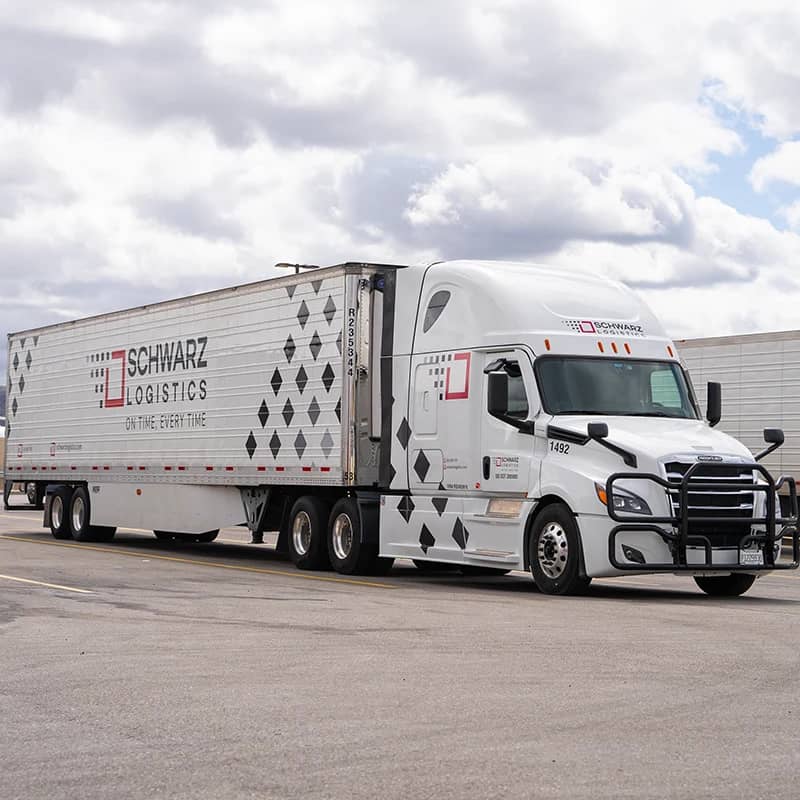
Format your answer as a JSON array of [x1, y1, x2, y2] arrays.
[[4, 261, 798, 595]]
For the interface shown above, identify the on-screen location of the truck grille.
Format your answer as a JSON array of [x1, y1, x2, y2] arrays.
[[664, 461, 756, 546]]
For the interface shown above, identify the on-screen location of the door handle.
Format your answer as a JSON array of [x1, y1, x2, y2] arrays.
[[482, 456, 490, 480]]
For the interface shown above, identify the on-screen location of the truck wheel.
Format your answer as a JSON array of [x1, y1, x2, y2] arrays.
[[694, 574, 756, 596], [69, 486, 116, 543], [327, 497, 390, 575], [49, 486, 73, 539], [528, 503, 591, 595], [287, 496, 331, 570]]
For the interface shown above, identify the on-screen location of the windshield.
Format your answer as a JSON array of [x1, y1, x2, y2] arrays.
[[536, 356, 699, 418]]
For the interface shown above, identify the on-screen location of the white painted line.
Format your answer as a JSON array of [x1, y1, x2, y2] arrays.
[[0, 573, 94, 594]]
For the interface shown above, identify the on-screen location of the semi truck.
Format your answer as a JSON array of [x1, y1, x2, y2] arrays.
[[4, 260, 798, 596]]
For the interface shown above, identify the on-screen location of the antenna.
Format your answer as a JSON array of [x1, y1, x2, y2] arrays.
[[275, 262, 321, 275]]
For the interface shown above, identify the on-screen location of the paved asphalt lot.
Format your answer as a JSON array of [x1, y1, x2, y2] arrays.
[[2, 500, 800, 800]]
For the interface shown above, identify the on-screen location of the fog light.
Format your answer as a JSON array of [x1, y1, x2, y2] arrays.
[[622, 545, 646, 564]]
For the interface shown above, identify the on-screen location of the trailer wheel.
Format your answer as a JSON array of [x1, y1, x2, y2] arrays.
[[287, 496, 331, 570], [528, 503, 591, 595], [694, 573, 756, 597], [69, 486, 116, 543], [49, 486, 73, 539]]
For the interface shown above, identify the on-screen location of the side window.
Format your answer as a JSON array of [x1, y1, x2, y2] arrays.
[[423, 290, 451, 333], [650, 369, 682, 408], [505, 363, 529, 419]]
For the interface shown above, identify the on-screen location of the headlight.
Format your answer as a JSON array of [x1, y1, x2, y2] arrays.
[[595, 482, 652, 515]]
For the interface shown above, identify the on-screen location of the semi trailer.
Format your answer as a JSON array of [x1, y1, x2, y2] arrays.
[[4, 260, 798, 595]]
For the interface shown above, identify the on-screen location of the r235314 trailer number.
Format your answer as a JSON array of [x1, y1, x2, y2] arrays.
[[549, 440, 570, 454], [347, 307, 356, 376]]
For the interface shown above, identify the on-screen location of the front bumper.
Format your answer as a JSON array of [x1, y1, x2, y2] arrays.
[[604, 463, 800, 572]]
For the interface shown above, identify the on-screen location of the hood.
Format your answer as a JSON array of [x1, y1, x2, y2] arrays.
[[549, 415, 754, 463]]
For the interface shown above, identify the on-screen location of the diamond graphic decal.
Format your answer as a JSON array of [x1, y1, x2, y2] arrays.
[[336, 330, 342, 355], [282, 398, 295, 427], [12, 352, 19, 372], [396, 418, 411, 450], [269, 431, 281, 457], [11, 397, 18, 416], [321, 429, 334, 457], [307, 396, 321, 425], [323, 295, 336, 324], [414, 450, 430, 482], [294, 429, 307, 458], [335, 397, 341, 422], [398, 495, 415, 522], [18, 374, 25, 393], [388, 463, 396, 485], [258, 400, 270, 428], [452, 518, 469, 550], [312, 279, 323, 294], [33, 335, 39, 346], [271, 368, 283, 395], [309, 331, 322, 360], [419, 525, 435, 554], [286, 285, 296, 299], [297, 300, 310, 329], [295, 365, 308, 394], [432, 497, 448, 516], [19, 337, 25, 348], [25, 351, 32, 370], [245, 431, 258, 459], [322, 363, 335, 393], [284, 335, 296, 363]]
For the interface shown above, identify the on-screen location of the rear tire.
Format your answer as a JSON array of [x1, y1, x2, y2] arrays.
[[287, 496, 331, 570], [528, 503, 591, 595], [49, 486, 73, 539], [694, 573, 756, 597], [69, 486, 116, 542], [328, 497, 389, 575]]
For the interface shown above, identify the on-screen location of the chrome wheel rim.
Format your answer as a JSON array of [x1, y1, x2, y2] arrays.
[[52, 495, 64, 530], [332, 513, 353, 561], [538, 522, 569, 579], [71, 494, 85, 533], [292, 511, 312, 556]]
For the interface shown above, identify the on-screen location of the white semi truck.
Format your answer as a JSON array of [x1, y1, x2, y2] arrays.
[[4, 260, 798, 596]]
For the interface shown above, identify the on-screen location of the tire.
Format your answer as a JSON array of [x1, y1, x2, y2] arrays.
[[327, 497, 386, 575], [49, 486, 73, 539], [528, 503, 591, 595], [69, 486, 116, 542], [460, 565, 512, 577], [694, 573, 756, 597], [287, 496, 331, 570]]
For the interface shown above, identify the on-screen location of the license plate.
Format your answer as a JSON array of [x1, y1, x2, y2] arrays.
[[739, 549, 764, 567]]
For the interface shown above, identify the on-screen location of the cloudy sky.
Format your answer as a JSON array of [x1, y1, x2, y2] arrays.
[[2, 0, 800, 388]]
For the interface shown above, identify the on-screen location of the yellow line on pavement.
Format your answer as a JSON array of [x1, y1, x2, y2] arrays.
[[0, 573, 93, 594], [0, 535, 394, 589]]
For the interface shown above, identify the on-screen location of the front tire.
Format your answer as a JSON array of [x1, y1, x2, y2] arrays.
[[528, 503, 591, 595], [694, 573, 756, 597], [287, 496, 331, 570]]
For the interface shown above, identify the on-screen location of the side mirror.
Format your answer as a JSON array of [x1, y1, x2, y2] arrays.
[[706, 381, 721, 427], [764, 428, 784, 445], [487, 372, 509, 417], [587, 422, 609, 440]]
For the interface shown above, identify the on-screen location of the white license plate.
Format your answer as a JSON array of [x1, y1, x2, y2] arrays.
[[739, 549, 764, 566]]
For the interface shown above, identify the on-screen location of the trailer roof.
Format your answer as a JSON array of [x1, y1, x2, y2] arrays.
[[677, 329, 800, 347]]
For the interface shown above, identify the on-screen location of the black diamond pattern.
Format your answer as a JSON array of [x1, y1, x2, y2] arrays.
[[396, 417, 411, 450], [286, 285, 295, 299], [271, 368, 283, 395], [11, 397, 18, 416], [335, 397, 341, 422], [258, 400, 270, 428], [12, 352, 19, 371], [388, 463, 396, 485], [322, 363, 335, 393], [336, 330, 342, 355], [296, 365, 308, 394], [18, 374, 25, 393], [419, 525, 435, 554], [323, 295, 336, 324], [297, 300, 310, 329], [398, 495, 415, 522], [452, 518, 469, 550], [284, 335, 296, 363], [269, 431, 281, 457], [294, 430, 307, 458], [312, 279, 323, 294], [19, 337, 25, 348], [245, 431, 257, 459], [282, 398, 295, 427], [414, 450, 430, 482], [25, 351, 31, 370], [309, 331, 322, 360], [33, 335, 39, 346], [308, 396, 320, 425], [321, 430, 334, 457], [432, 497, 447, 516]]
